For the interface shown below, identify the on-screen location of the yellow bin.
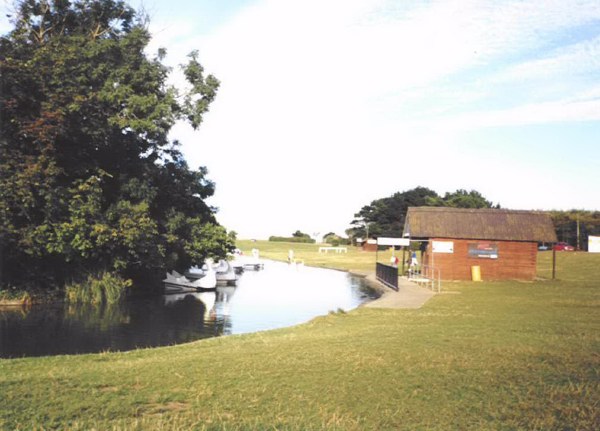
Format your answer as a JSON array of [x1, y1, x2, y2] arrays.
[[471, 265, 482, 282]]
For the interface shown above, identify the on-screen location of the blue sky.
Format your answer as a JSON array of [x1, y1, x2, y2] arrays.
[[2, 0, 599, 239]]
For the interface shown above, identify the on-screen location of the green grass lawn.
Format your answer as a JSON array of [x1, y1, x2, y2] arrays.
[[1, 244, 599, 430], [236, 239, 397, 273]]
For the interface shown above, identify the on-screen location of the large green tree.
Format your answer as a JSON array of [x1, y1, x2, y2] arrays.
[[349, 187, 439, 238], [425, 189, 499, 209], [0, 0, 233, 290], [349, 187, 498, 239]]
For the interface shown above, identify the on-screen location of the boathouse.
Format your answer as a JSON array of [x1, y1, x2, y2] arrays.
[[403, 207, 557, 281]]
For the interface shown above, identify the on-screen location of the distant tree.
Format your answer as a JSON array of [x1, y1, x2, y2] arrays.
[[349, 187, 499, 238], [323, 233, 347, 246], [350, 187, 439, 238], [269, 235, 315, 244], [292, 230, 311, 239], [0, 0, 233, 291], [426, 189, 499, 209], [550, 210, 600, 250]]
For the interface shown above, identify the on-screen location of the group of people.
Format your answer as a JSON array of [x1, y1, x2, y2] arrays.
[[389, 251, 419, 269]]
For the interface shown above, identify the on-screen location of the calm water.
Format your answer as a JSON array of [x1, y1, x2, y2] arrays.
[[0, 261, 378, 358]]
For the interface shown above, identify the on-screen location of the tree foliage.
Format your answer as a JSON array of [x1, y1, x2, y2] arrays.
[[425, 189, 499, 209], [323, 233, 348, 246], [349, 187, 498, 239], [269, 231, 315, 244], [292, 230, 311, 239], [549, 210, 600, 250], [0, 0, 233, 290]]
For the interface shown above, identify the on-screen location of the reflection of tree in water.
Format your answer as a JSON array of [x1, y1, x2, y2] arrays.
[[64, 302, 128, 331], [0, 294, 228, 358], [0, 304, 32, 322], [160, 293, 227, 340], [0, 302, 127, 357]]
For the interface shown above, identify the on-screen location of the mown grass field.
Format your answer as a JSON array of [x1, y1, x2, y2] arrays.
[[237, 240, 394, 273], [1, 242, 599, 430]]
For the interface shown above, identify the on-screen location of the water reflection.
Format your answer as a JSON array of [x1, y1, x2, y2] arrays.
[[1, 261, 377, 358], [164, 291, 217, 322], [0, 294, 226, 358]]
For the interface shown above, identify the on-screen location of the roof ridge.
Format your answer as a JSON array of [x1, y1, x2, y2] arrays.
[[408, 206, 549, 214]]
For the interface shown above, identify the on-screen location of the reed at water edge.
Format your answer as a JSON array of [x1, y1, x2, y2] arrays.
[[65, 272, 132, 305]]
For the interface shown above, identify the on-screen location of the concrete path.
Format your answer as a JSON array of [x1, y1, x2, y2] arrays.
[[362, 274, 436, 309]]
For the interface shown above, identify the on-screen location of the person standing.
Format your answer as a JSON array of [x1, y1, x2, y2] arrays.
[[410, 251, 418, 268]]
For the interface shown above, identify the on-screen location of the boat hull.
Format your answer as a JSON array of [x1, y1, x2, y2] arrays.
[[163, 283, 199, 294]]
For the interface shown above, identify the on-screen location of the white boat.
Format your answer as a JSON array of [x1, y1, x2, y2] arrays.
[[184, 265, 205, 280], [231, 255, 264, 271], [186, 260, 236, 285], [214, 259, 239, 285], [230, 260, 245, 274], [163, 271, 198, 293], [163, 264, 217, 292], [195, 262, 217, 289], [243, 261, 264, 270]]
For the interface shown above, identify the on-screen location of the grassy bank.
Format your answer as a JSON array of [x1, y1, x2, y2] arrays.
[[1, 244, 599, 430]]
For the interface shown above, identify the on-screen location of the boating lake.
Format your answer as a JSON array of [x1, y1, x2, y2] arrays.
[[0, 261, 379, 358]]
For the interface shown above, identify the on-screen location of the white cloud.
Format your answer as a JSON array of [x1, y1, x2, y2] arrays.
[[506, 35, 600, 79], [432, 97, 600, 131]]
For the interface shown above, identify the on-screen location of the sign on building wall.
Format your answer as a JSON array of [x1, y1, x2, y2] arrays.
[[589, 236, 600, 253], [468, 242, 499, 259], [432, 241, 454, 253]]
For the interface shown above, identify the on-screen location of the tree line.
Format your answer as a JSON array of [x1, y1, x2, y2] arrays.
[[269, 231, 316, 244], [0, 0, 234, 293], [346, 187, 599, 250], [550, 210, 600, 250], [347, 187, 498, 239]]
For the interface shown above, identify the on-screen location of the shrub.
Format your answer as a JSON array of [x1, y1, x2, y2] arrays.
[[66, 272, 132, 305], [0, 288, 31, 304], [268, 236, 315, 244], [323, 234, 350, 246]]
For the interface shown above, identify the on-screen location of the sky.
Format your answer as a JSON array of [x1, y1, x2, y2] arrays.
[[1, 0, 599, 239]]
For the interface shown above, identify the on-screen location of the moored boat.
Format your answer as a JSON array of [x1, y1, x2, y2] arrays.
[[214, 259, 239, 285], [231, 255, 264, 271], [163, 264, 217, 292], [163, 271, 199, 293], [184, 265, 205, 280]]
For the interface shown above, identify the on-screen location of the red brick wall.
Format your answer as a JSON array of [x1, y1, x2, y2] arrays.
[[362, 242, 378, 252], [423, 238, 537, 281]]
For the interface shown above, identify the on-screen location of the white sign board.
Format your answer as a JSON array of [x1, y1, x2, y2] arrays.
[[432, 241, 454, 253], [377, 237, 410, 247], [589, 236, 600, 253]]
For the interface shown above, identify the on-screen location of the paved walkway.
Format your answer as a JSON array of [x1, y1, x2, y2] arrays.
[[362, 274, 436, 309]]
